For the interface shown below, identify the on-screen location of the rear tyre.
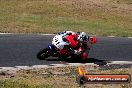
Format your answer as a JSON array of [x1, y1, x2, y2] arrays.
[[37, 48, 51, 60]]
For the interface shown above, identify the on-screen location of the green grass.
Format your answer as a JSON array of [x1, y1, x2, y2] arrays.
[[0, 0, 132, 36]]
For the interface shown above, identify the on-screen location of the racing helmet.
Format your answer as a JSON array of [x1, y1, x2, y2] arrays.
[[78, 32, 89, 41]]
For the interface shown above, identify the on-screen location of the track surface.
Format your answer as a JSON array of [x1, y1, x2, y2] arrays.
[[0, 34, 132, 67]]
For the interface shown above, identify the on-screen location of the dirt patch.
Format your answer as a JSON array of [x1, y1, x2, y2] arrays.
[[0, 65, 132, 88]]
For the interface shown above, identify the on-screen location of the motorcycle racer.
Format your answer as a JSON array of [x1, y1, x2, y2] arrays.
[[37, 31, 97, 60], [76, 32, 92, 59], [52, 31, 92, 59], [59, 31, 91, 59]]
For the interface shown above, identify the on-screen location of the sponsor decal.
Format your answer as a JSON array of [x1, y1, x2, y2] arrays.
[[76, 66, 131, 85]]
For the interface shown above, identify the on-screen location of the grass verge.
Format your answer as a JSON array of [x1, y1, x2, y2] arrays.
[[0, 0, 132, 36]]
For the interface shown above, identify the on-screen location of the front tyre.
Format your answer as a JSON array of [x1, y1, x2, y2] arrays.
[[37, 48, 51, 60]]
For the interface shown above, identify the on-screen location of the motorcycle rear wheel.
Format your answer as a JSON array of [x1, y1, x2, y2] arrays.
[[37, 48, 51, 60]]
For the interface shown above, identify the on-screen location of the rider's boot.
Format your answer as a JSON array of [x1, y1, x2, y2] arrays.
[[82, 52, 88, 60]]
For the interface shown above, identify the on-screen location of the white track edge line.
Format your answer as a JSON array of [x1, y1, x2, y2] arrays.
[[0, 61, 132, 71], [1, 33, 132, 39]]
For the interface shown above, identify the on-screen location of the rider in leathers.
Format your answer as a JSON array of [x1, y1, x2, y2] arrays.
[[59, 31, 91, 59]]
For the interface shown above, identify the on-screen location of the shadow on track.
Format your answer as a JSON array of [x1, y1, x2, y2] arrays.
[[45, 58, 108, 66]]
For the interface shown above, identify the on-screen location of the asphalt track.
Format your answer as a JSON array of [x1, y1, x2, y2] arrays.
[[0, 34, 132, 67]]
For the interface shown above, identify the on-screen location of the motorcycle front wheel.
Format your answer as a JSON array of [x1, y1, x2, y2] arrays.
[[37, 48, 51, 60]]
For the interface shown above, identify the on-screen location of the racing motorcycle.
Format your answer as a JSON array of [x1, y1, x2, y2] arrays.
[[37, 34, 97, 61]]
